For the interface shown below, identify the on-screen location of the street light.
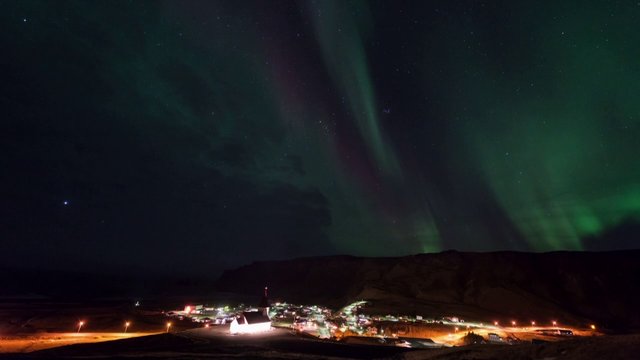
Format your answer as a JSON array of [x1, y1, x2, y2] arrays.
[[124, 321, 130, 333], [494, 321, 499, 326], [511, 320, 516, 327], [531, 321, 536, 326], [77, 321, 85, 333], [590, 324, 596, 330], [166, 322, 172, 333], [552, 320, 557, 327]]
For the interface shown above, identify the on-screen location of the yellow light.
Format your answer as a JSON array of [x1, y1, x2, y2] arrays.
[[591, 324, 596, 330]]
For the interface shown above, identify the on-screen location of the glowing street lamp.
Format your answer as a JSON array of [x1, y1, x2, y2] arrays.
[[166, 322, 172, 333], [77, 321, 85, 333], [124, 321, 130, 333], [531, 321, 536, 326], [494, 321, 499, 326], [511, 320, 516, 327], [590, 324, 596, 330], [552, 320, 557, 327]]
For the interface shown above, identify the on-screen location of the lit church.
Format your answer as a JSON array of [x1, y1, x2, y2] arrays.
[[229, 287, 271, 334]]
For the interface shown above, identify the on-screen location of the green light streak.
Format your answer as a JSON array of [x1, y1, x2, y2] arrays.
[[309, 0, 401, 176]]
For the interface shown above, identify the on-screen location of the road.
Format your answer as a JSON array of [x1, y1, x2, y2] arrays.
[[0, 332, 158, 353]]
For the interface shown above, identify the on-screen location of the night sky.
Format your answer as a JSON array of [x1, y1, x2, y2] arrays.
[[2, 0, 639, 275]]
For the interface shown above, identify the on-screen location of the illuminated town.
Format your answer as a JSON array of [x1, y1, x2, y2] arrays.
[[2, 0, 638, 358], [156, 289, 598, 349]]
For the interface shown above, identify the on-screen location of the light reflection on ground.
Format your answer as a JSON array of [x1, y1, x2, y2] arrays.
[[0, 332, 157, 353]]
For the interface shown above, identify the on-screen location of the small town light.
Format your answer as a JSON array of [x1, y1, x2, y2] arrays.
[[511, 320, 516, 326], [552, 320, 557, 326], [590, 324, 596, 330], [77, 321, 85, 333], [494, 321, 499, 326], [166, 322, 172, 333], [531, 321, 536, 326], [124, 321, 131, 333]]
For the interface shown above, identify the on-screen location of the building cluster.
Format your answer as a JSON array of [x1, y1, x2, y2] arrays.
[[161, 290, 580, 348], [269, 302, 334, 338], [164, 297, 468, 342], [165, 304, 241, 325]]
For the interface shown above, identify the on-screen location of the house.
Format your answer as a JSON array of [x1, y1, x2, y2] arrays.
[[229, 311, 271, 334]]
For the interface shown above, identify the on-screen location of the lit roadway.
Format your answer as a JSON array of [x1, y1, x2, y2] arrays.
[[406, 321, 599, 346], [0, 332, 159, 353]]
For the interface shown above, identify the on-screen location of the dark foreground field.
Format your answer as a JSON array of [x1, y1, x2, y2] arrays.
[[3, 327, 639, 360]]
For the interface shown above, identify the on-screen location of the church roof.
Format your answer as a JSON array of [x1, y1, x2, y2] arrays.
[[242, 311, 270, 324]]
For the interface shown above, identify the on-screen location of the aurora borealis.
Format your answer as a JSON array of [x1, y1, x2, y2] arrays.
[[2, 0, 639, 274]]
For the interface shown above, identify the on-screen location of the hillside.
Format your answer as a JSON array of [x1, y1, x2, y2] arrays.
[[214, 251, 640, 331]]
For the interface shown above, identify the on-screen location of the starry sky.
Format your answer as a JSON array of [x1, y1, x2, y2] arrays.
[[1, 0, 639, 275]]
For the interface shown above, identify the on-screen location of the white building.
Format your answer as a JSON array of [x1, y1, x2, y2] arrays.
[[229, 311, 271, 334]]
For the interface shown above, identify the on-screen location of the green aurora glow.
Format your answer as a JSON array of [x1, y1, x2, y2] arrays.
[[1, 0, 638, 272]]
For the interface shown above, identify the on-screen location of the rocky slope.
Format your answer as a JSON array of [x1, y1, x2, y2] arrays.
[[214, 250, 640, 331]]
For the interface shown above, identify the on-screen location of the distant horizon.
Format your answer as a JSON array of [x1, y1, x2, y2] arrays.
[[3, 247, 639, 280]]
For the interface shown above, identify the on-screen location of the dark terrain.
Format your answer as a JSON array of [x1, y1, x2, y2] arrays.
[[2, 330, 639, 360], [215, 250, 640, 332], [2, 250, 639, 359]]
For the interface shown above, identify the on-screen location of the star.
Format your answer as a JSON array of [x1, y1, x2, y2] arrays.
[[63, 200, 69, 206]]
